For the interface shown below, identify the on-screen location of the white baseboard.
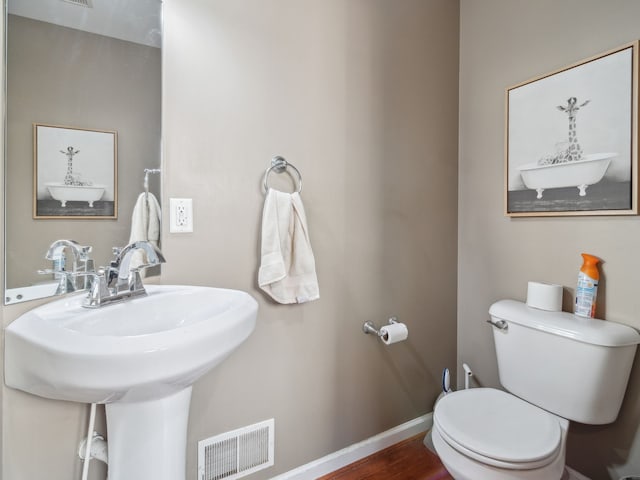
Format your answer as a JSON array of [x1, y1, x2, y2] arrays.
[[272, 413, 433, 480]]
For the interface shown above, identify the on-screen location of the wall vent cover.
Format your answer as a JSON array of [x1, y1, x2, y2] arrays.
[[61, 0, 93, 8], [198, 419, 274, 480]]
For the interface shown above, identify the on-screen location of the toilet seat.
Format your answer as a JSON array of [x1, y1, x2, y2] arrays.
[[434, 388, 563, 470]]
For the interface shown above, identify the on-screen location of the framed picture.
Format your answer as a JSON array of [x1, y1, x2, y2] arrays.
[[505, 41, 638, 217], [33, 124, 118, 219]]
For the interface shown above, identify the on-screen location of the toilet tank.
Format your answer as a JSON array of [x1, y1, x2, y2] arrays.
[[488, 299, 640, 424]]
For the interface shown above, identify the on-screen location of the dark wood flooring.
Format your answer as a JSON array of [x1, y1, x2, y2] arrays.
[[318, 433, 453, 480]]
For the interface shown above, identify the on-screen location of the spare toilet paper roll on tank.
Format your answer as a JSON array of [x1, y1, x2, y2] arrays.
[[526, 281, 563, 312], [379, 322, 409, 345]]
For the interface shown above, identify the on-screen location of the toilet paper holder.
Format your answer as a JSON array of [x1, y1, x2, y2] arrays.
[[363, 317, 398, 338]]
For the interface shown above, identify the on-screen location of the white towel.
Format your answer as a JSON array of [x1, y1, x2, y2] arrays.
[[259, 189, 319, 304], [129, 192, 161, 271]]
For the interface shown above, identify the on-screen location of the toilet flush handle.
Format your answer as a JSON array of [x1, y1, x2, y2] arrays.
[[486, 318, 508, 331]]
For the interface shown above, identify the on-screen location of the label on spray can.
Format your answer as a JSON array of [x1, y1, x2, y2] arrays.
[[575, 271, 598, 318]]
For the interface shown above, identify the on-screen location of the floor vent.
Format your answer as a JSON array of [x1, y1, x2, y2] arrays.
[[198, 419, 274, 480]]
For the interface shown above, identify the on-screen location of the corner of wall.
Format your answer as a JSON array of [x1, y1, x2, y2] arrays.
[[1, 0, 6, 476]]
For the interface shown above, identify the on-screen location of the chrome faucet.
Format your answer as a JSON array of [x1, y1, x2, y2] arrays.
[[83, 241, 166, 308], [41, 239, 94, 295], [40, 239, 166, 308]]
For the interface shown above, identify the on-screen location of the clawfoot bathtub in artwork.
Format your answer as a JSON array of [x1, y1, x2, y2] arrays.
[[518, 153, 616, 199], [46, 183, 106, 207]]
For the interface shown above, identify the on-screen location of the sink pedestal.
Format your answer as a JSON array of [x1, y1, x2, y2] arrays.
[[105, 387, 192, 480]]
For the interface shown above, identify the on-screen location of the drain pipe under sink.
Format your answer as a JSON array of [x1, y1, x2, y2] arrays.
[[79, 403, 108, 479]]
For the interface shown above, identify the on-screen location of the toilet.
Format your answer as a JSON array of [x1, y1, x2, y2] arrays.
[[432, 299, 640, 480]]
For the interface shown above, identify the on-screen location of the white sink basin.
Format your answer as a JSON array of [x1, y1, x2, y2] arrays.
[[4, 284, 258, 480], [5, 284, 258, 404]]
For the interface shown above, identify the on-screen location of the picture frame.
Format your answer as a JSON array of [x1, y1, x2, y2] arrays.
[[33, 123, 118, 219], [505, 41, 639, 217]]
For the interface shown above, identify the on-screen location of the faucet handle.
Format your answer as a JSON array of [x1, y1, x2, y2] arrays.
[[38, 267, 79, 295], [77, 245, 93, 261], [80, 270, 113, 308]]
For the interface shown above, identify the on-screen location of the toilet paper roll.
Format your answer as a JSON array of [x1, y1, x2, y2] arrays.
[[379, 322, 409, 345], [526, 281, 563, 312]]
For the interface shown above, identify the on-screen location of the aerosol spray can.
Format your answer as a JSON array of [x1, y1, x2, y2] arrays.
[[575, 253, 600, 318]]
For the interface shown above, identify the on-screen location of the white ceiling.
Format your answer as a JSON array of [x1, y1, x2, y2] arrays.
[[8, 0, 162, 48]]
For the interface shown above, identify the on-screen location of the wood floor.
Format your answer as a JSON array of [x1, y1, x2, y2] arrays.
[[318, 433, 454, 480]]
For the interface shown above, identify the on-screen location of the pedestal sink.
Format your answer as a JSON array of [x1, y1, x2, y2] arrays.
[[4, 284, 258, 480]]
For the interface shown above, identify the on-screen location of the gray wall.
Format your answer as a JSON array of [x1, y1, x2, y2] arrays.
[[458, 1, 640, 478], [1, 1, 459, 479], [5, 15, 161, 289], [162, 0, 459, 478]]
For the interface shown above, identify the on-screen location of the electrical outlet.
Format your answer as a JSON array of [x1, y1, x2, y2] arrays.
[[169, 198, 193, 233]]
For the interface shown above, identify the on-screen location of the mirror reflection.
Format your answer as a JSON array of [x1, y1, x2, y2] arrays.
[[5, 0, 162, 304]]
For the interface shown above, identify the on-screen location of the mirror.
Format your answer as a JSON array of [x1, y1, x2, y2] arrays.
[[4, 0, 162, 304]]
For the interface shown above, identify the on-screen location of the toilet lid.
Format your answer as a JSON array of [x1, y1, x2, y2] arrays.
[[434, 388, 562, 467]]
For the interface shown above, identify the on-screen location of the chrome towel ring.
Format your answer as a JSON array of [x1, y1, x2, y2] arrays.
[[263, 155, 303, 193]]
